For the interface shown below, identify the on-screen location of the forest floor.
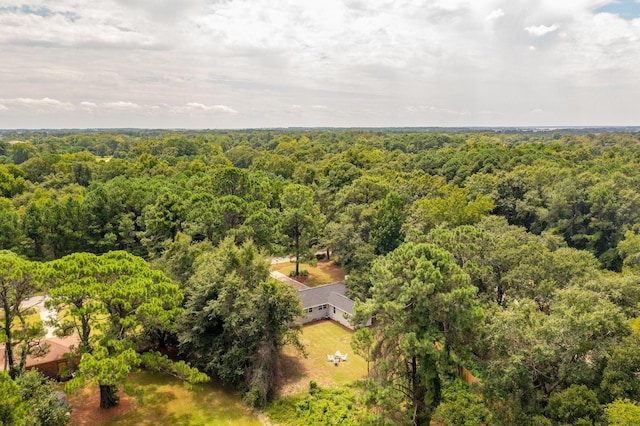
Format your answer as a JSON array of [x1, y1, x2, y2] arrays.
[[67, 371, 262, 426], [276, 320, 367, 396], [270, 259, 345, 287]]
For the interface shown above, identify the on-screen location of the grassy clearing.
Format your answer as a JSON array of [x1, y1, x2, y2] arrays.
[[271, 259, 345, 287], [278, 320, 368, 396], [68, 371, 261, 426], [0, 307, 46, 339]]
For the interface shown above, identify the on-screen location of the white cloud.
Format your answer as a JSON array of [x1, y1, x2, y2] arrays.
[[0, 97, 75, 111], [184, 103, 237, 113], [0, 104, 8, 111], [1, 0, 640, 127], [102, 101, 141, 110], [486, 9, 505, 21], [0, 2, 162, 49], [525, 24, 559, 36]]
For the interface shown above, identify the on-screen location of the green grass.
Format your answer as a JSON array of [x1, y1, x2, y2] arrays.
[[0, 308, 46, 339], [279, 321, 368, 395], [271, 260, 345, 287], [105, 371, 261, 426]]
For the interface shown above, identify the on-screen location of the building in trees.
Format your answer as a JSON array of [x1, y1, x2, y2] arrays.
[[296, 282, 371, 330], [0, 335, 78, 379]]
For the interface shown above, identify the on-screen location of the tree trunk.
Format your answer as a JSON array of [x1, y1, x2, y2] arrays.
[[81, 314, 92, 353], [411, 355, 440, 426], [3, 299, 16, 379], [411, 356, 428, 425], [99, 384, 120, 409], [295, 227, 300, 276]]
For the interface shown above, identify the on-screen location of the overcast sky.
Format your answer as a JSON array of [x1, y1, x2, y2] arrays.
[[1, 0, 639, 129]]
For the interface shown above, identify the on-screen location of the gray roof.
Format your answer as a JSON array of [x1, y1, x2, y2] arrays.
[[298, 282, 354, 314], [327, 292, 355, 315]]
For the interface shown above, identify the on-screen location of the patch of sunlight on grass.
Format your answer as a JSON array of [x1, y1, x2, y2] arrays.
[[104, 371, 261, 426]]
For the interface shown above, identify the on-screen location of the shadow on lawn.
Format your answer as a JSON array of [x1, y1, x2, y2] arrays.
[[278, 353, 308, 388]]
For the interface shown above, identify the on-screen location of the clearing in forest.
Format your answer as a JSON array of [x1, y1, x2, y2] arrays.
[[270, 259, 346, 287], [277, 320, 368, 396]]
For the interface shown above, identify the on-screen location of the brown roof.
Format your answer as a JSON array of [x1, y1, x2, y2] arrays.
[[0, 334, 79, 370]]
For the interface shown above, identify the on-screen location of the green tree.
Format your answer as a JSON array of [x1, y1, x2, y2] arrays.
[[179, 238, 303, 407], [602, 335, 640, 401], [45, 252, 105, 352], [15, 369, 70, 426], [0, 371, 29, 425], [371, 192, 405, 255], [0, 251, 43, 379], [278, 184, 324, 276], [606, 399, 640, 426], [618, 230, 640, 274], [431, 380, 493, 426], [546, 385, 602, 425], [350, 327, 374, 376], [0, 198, 23, 252], [406, 186, 493, 235], [355, 243, 481, 425], [152, 232, 211, 287], [46, 251, 198, 409], [140, 190, 186, 256], [485, 288, 628, 418]]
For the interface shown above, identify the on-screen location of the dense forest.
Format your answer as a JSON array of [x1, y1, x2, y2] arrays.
[[3, 129, 640, 425]]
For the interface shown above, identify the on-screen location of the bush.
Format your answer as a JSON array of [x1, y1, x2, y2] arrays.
[[267, 383, 365, 425], [15, 369, 70, 426]]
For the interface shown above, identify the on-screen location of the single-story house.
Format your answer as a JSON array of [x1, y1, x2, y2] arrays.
[[1, 334, 78, 379], [297, 282, 371, 330]]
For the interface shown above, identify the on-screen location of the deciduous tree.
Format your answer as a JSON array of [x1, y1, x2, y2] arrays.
[[179, 238, 303, 407]]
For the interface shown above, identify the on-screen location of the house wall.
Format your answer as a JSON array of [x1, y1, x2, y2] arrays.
[[300, 304, 329, 324], [27, 361, 59, 379], [299, 304, 371, 329], [328, 306, 352, 328]]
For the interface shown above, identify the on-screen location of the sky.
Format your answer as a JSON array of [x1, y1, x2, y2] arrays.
[[0, 0, 639, 129]]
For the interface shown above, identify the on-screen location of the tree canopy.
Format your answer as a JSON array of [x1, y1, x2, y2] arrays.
[[3, 128, 640, 422]]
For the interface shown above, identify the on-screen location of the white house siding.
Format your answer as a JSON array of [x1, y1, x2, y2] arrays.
[[328, 306, 352, 328], [299, 304, 329, 324], [292, 281, 372, 330]]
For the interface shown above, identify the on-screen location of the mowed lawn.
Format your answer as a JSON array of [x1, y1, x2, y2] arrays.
[[271, 259, 345, 287], [68, 371, 261, 426], [278, 320, 368, 396]]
